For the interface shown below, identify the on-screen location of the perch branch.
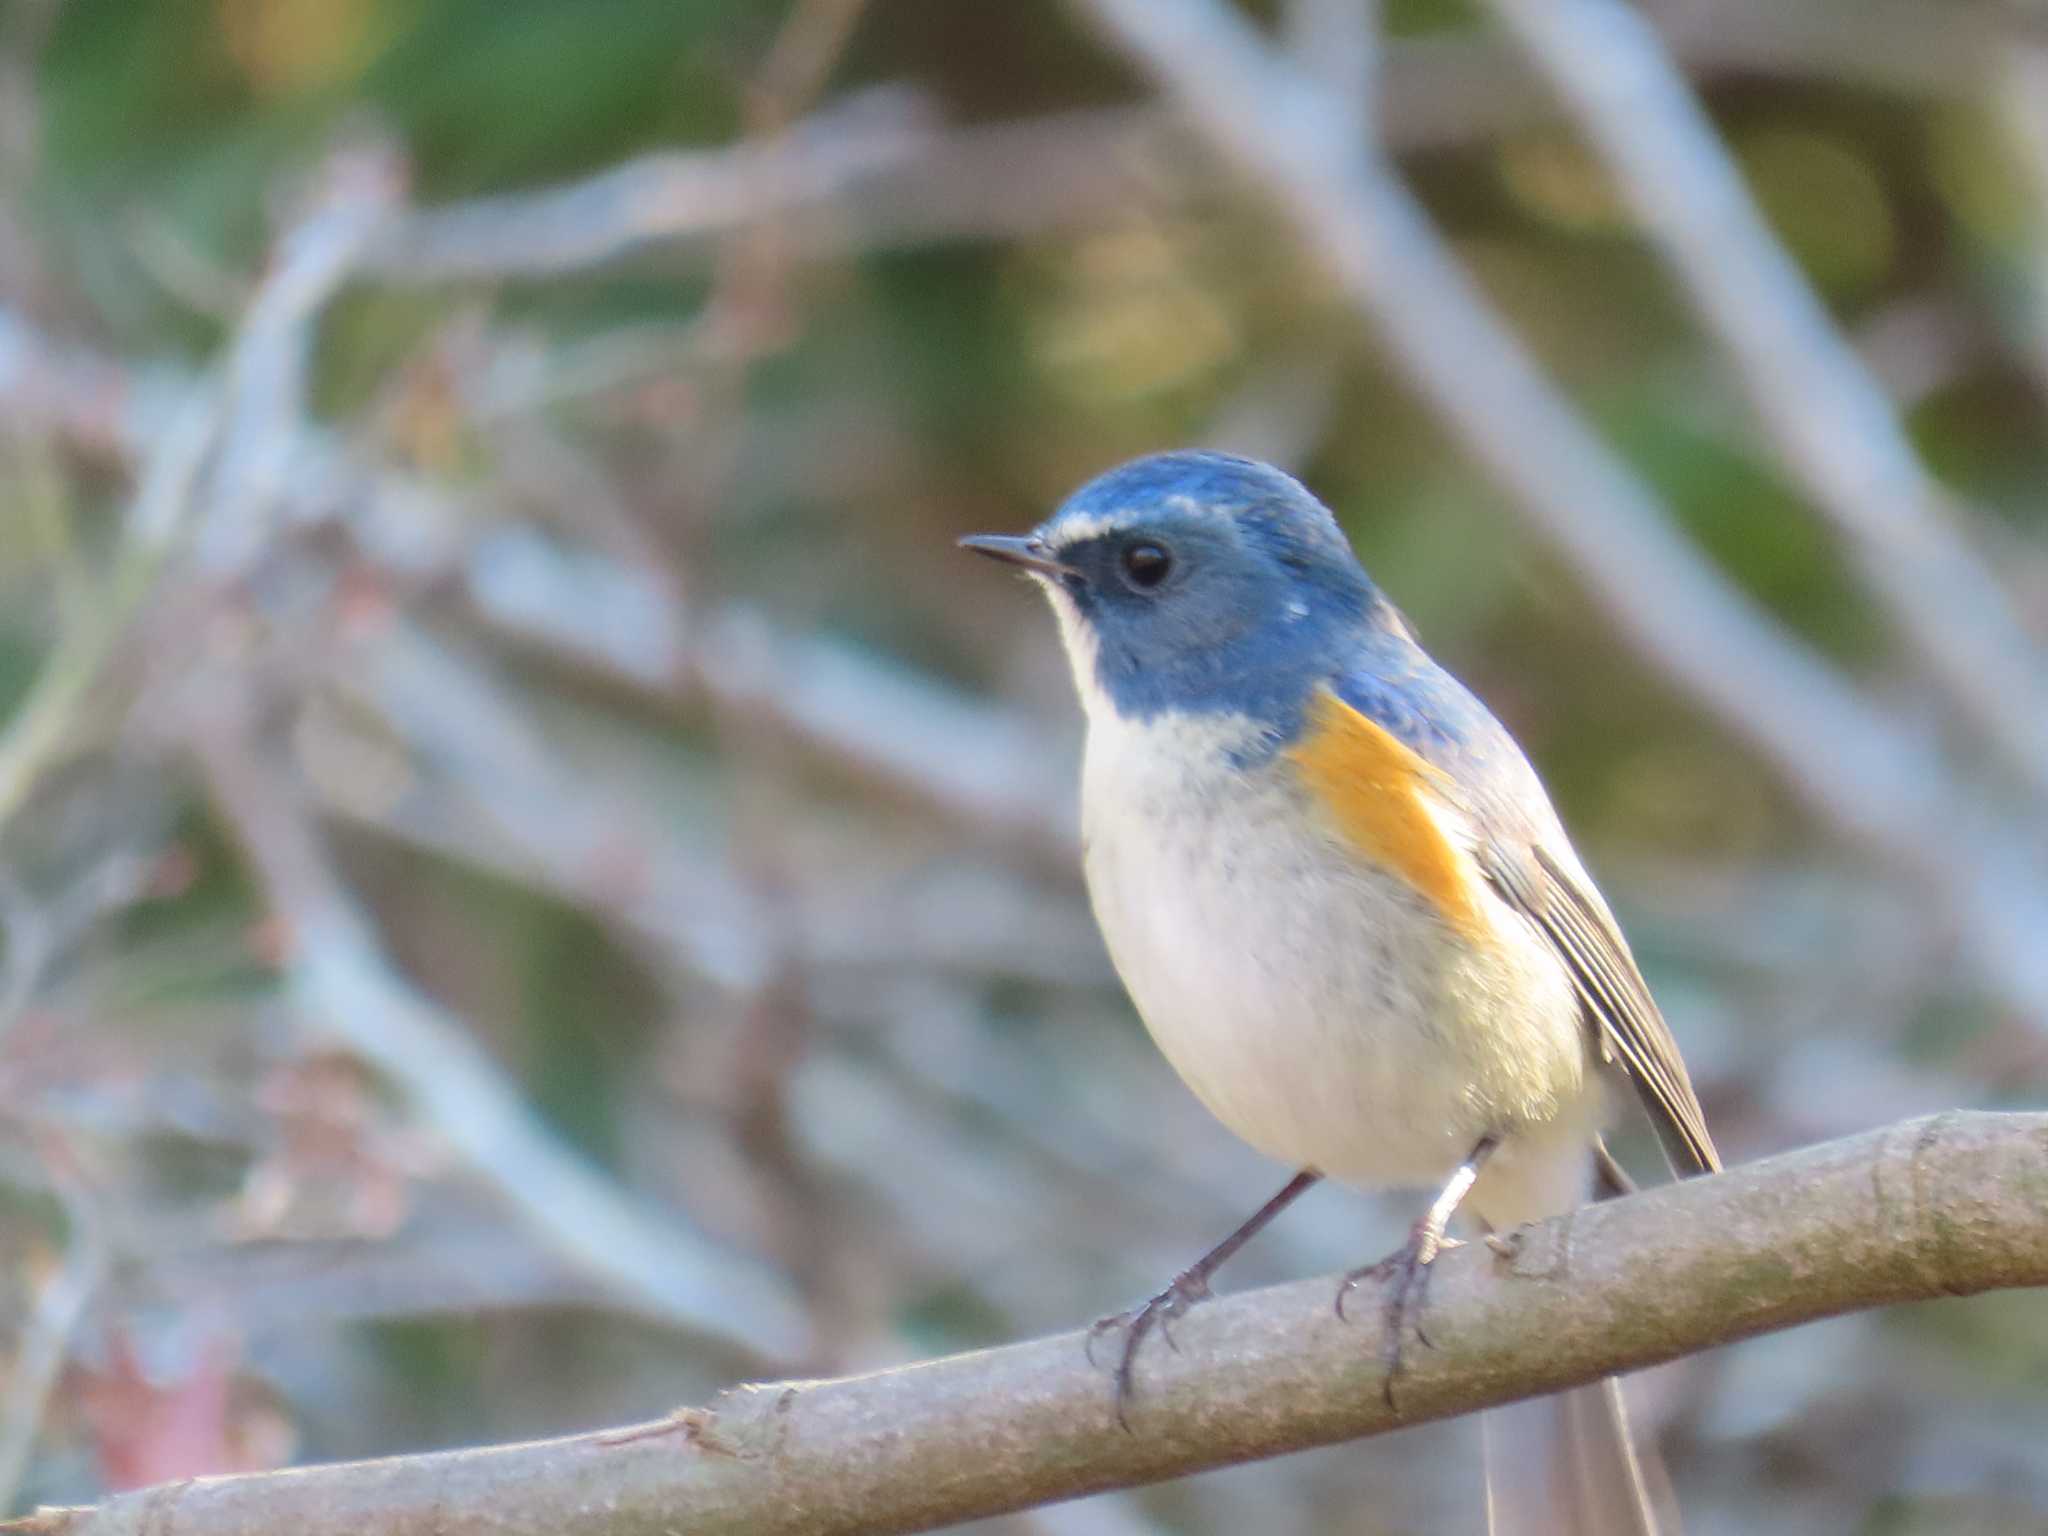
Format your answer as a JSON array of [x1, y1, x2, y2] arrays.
[[7, 1112, 2045, 1536]]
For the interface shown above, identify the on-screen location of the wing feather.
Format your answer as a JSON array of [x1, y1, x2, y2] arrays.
[[1483, 841, 1720, 1176]]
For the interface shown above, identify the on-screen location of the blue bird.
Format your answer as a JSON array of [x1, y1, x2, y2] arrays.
[[963, 451, 1718, 1536]]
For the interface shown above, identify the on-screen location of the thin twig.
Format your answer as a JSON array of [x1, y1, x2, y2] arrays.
[[361, 89, 932, 283], [0, 1133, 108, 1514], [5, 1112, 2043, 1536], [1351, 1, 2020, 156], [1641, 0, 2015, 100], [199, 138, 401, 576], [0, 391, 214, 830], [363, 102, 1173, 279]]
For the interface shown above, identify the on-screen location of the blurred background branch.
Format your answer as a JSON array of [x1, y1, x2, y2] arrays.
[[0, 3, 2039, 1532], [178, 664, 809, 1354], [1492, 0, 2048, 800]]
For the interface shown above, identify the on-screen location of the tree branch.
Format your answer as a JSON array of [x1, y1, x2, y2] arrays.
[[10, 1113, 2044, 1536]]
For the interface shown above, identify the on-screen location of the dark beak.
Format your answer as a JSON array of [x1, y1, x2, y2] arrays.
[[957, 533, 1080, 580]]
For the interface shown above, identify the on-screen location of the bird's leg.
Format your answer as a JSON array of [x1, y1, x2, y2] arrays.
[[1337, 1134, 1499, 1406], [1090, 1168, 1321, 1430], [1592, 1134, 1636, 1200]]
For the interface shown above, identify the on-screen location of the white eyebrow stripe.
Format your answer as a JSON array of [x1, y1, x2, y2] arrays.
[[1044, 510, 1126, 545]]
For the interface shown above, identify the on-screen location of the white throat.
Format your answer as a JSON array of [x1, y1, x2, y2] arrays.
[[1034, 576, 1116, 725]]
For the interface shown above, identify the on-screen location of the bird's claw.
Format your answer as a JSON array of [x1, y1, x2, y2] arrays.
[[1336, 1226, 1464, 1408], [1088, 1269, 1214, 1432]]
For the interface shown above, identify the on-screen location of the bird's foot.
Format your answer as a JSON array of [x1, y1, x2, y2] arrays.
[[1086, 1266, 1214, 1432], [1336, 1218, 1465, 1408]]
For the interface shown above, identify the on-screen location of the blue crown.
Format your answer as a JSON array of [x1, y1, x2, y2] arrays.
[[1034, 452, 1395, 741]]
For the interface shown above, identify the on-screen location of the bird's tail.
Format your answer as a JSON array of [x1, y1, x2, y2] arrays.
[[1482, 1375, 1674, 1536]]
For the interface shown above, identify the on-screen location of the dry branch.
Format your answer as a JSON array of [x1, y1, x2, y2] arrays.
[[9, 1112, 2045, 1536]]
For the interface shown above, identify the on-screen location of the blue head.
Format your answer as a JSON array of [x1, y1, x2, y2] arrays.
[[963, 452, 1407, 732]]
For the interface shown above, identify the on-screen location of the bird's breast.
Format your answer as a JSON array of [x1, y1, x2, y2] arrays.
[[1078, 703, 1588, 1194]]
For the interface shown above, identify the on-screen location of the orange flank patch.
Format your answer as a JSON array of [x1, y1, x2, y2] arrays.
[[1285, 688, 1484, 938]]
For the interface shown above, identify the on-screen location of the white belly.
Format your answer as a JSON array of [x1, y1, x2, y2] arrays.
[[1080, 707, 1597, 1220]]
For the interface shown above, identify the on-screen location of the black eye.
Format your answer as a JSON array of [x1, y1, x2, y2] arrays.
[[1120, 541, 1173, 590]]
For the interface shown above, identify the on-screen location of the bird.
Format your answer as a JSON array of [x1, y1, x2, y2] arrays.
[[961, 450, 1719, 1536]]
